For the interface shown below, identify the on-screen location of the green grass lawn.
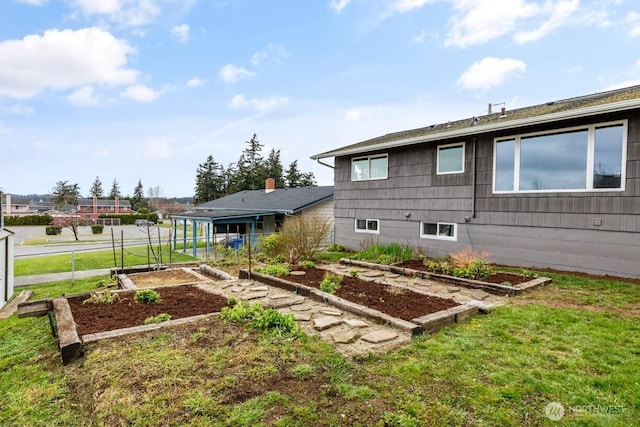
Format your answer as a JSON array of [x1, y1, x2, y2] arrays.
[[1, 269, 638, 426], [15, 247, 198, 276]]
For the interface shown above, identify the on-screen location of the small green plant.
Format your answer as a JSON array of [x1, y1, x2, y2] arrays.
[[426, 260, 440, 272], [354, 243, 414, 264], [220, 301, 299, 336], [254, 263, 290, 276], [227, 297, 238, 306], [144, 313, 172, 325], [327, 243, 347, 252], [135, 289, 162, 304], [299, 260, 316, 269], [350, 269, 359, 278], [319, 272, 342, 294], [289, 363, 316, 379], [82, 289, 120, 305], [500, 281, 513, 286], [381, 412, 420, 427], [521, 269, 539, 279]]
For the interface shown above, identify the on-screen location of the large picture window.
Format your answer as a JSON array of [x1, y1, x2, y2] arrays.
[[437, 142, 465, 174], [493, 121, 626, 193], [351, 154, 388, 181]]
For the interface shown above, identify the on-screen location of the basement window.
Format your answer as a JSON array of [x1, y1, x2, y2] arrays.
[[355, 218, 379, 234], [420, 222, 457, 241]]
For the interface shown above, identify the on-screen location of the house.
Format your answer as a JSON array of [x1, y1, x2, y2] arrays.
[[172, 179, 334, 257], [76, 197, 132, 219], [1, 194, 30, 216], [311, 85, 640, 278], [0, 228, 14, 311]]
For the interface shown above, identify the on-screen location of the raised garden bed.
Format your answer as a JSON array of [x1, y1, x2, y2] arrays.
[[241, 267, 479, 336], [396, 260, 533, 285], [67, 285, 229, 336], [281, 267, 458, 321], [341, 259, 551, 296]]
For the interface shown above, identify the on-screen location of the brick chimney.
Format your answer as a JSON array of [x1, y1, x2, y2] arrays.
[[115, 196, 120, 213], [265, 178, 275, 193]]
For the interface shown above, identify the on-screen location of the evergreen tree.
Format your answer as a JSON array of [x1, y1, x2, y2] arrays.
[[51, 181, 81, 208], [232, 134, 268, 191], [194, 155, 226, 204], [265, 149, 285, 188], [131, 180, 146, 211], [88, 176, 104, 198], [285, 160, 317, 188], [108, 179, 122, 199]]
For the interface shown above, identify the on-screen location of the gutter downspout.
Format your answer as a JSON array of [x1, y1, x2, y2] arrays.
[[315, 158, 335, 169], [471, 137, 477, 219]]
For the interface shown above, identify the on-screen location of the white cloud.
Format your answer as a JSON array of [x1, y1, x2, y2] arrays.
[[219, 64, 256, 83], [120, 84, 160, 102], [15, 0, 47, 5], [0, 104, 34, 115], [330, 0, 351, 12], [71, 0, 161, 27], [92, 148, 111, 158], [445, 0, 539, 48], [412, 30, 427, 43], [186, 77, 205, 87], [228, 94, 288, 112], [627, 12, 640, 37], [514, 0, 579, 43], [68, 86, 102, 106], [345, 107, 377, 121], [392, 0, 433, 13], [457, 57, 526, 90], [142, 138, 172, 160], [0, 28, 138, 99], [171, 24, 190, 43], [251, 43, 289, 66]]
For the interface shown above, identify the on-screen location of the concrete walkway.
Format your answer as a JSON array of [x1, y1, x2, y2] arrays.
[[14, 269, 112, 287]]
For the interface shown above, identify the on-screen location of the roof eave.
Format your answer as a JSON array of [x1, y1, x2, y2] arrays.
[[310, 98, 640, 159]]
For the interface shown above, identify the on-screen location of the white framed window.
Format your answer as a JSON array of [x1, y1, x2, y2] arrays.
[[351, 154, 388, 181], [493, 120, 627, 193], [437, 142, 465, 175], [355, 218, 380, 234], [420, 222, 457, 241]]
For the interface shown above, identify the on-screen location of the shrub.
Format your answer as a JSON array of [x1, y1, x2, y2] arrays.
[[258, 233, 285, 258], [144, 313, 172, 325], [45, 226, 62, 235], [91, 224, 104, 234], [350, 269, 359, 278], [4, 214, 53, 226], [278, 215, 332, 263], [450, 247, 491, 268], [319, 272, 342, 294], [82, 289, 120, 305], [135, 289, 161, 304], [326, 244, 348, 252]]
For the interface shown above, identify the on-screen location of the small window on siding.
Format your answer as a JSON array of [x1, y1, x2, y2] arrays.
[[355, 218, 379, 234], [351, 155, 388, 181], [420, 222, 457, 241], [437, 143, 465, 174]]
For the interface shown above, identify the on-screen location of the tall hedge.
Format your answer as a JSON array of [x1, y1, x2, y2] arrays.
[[3, 215, 53, 226], [98, 213, 159, 225]]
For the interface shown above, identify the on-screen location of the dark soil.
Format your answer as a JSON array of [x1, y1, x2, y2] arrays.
[[67, 285, 229, 336], [396, 259, 533, 285], [282, 268, 459, 321]]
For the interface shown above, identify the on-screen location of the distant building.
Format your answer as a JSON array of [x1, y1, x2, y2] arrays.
[[76, 197, 132, 219]]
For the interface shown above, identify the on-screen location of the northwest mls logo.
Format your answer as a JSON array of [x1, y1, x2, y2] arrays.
[[545, 402, 565, 421]]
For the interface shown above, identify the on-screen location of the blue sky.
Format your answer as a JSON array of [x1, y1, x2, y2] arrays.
[[1, 0, 638, 198]]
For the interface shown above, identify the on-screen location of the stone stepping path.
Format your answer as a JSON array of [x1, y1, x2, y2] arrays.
[[196, 278, 411, 357]]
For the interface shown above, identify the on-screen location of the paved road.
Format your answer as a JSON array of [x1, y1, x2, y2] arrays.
[[14, 269, 112, 287], [10, 225, 174, 258]]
